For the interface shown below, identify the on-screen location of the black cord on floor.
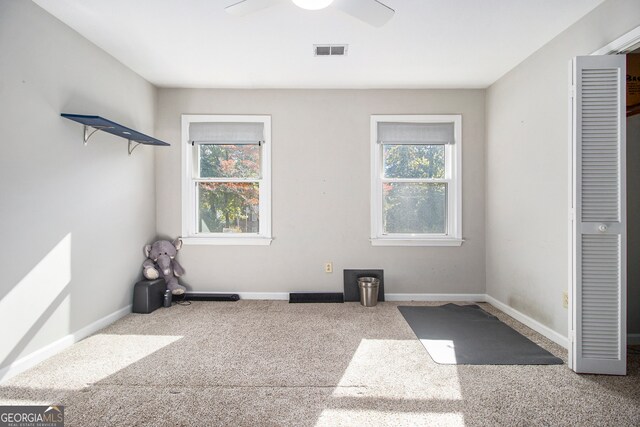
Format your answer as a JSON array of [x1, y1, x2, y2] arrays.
[[171, 294, 192, 306]]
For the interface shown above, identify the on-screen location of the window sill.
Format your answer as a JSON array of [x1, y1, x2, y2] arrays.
[[182, 237, 273, 246], [370, 238, 464, 247]]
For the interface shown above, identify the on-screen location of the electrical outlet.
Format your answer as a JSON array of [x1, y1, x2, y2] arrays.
[[562, 291, 568, 309], [324, 262, 333, 273]]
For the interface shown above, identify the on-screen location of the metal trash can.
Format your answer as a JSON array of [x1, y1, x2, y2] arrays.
[[358, 277, 380, 307]]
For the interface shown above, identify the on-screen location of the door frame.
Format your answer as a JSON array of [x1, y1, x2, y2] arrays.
[[568, 24, 640, 372], [591, 26, 640, 56]]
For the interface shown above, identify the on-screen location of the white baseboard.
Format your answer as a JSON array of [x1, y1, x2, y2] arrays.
[[385, 293, 486, 302], [233, 292, 487, 302], [628, 333, 640, 345], [194, 292, 486, 302], [0, 305, 131, 383], [237, 292, 487, 302], [236, 292, 289, 300], [485, 295, 569, 349]]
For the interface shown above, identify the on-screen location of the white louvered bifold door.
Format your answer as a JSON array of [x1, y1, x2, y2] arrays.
[[570, 55, 626, 375]]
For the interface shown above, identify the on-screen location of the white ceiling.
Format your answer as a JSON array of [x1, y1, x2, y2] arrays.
[[33, 0, 605, 89]]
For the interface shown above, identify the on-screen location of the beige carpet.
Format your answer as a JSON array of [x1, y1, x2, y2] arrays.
[[1, 301, 639, 426]]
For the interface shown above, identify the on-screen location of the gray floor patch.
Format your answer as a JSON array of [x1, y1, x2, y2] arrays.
[[398, 304, 563, 365]]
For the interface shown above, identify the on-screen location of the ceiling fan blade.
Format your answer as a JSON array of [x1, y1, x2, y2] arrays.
[[333, 0, 395, 27], [225, 0, 284, 16]]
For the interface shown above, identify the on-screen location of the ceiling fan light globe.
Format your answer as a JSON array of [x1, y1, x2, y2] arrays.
[[292, 0, 334, 11]]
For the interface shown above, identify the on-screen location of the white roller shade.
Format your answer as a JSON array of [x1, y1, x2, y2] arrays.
[[189, 122, 264, 145], [377, 122, 455, 144]]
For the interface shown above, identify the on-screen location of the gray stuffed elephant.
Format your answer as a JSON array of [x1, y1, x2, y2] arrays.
[[142, 238, 186, 295]]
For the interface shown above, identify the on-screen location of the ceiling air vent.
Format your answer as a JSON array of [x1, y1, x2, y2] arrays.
[[314, 44, 348, 56]]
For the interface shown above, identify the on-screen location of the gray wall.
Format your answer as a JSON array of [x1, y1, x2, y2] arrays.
[[156, 89, 486, 295], [486, 0, 640, 337], [0, 0, 157, 373]]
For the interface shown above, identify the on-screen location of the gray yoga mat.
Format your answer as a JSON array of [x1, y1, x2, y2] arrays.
[[398, 304, 563, 365]]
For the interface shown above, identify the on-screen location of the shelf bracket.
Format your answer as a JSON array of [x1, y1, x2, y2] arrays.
[[83, 125, 141, 155], [83, 125, 99, 145], [83, 125, 113, 146], [128, 140, 142, 155]]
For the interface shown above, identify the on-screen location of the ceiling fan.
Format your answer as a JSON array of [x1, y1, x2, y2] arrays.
[[225, 0, 395, 27]]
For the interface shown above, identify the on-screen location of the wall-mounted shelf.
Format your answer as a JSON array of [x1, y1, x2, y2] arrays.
[[61, 113, 170, 155]]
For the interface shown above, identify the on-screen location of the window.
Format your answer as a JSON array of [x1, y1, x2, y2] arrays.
[[181, 115, 272, 245], [370, 115, 462, 246]]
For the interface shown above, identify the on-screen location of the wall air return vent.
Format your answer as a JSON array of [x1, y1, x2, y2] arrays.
[[314, 44, 348, 56]]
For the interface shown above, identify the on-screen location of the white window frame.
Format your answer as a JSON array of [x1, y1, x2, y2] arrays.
[[370, 115, 462, 246], [181, 114, 272, 246]]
